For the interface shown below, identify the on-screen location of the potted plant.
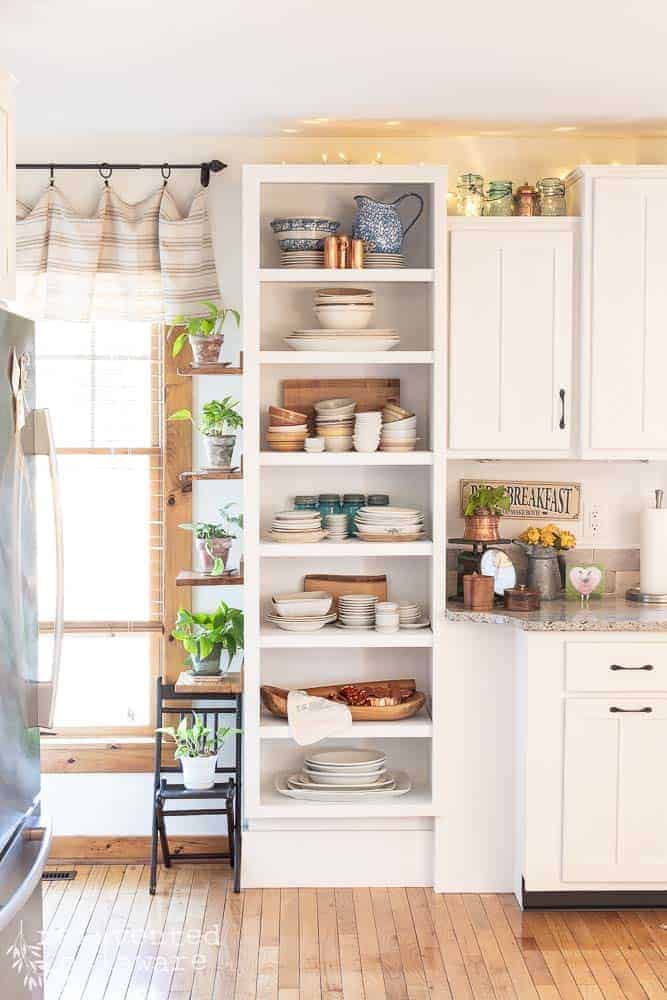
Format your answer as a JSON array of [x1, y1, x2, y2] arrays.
[[169, 397, 243, 469], [172, 601, 244, 676], [463, 484, 511, 541], [516, 524, 577, 600], [156, 712, 241, 790], [180, 503, 243, 575], [170, 300, 241, 368]]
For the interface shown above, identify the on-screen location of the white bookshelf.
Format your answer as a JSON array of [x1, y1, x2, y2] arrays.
[[241, 164, 447, 886]]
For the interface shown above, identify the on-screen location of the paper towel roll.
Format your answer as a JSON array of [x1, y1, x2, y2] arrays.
[[640, 507, 667, 595]]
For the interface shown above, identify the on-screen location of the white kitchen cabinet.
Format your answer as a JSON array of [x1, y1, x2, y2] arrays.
[[448, 219, 576, 456], [0, 71, 15, 303], [568, 166, 667, 457], [562, 698, 667, 882]]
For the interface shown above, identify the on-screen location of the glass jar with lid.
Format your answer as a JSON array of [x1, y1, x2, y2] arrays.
[[367, 494, 390, 506], [484, 180, 513, 216], [294, 495, 318, 511], [514, 182, 538, 217], [342, 494, 366, 536], [318, 494, 342, 525], [537, 177, 566, 216], [456, 173, 484, 216]]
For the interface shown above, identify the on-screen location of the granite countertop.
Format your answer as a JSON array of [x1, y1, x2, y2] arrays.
[[446, 595, 667, 631]]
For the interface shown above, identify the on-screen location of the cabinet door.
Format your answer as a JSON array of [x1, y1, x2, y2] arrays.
[[449, 229, 573, 452], [0, 72, 15, 302], [562, 699, 667, 882], [590, 178, 667, 452]]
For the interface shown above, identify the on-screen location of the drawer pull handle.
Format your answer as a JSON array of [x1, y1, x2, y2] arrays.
[[559, 388, 566, 430], [609, 663, 654, 671], [609, 706, 652, 713]]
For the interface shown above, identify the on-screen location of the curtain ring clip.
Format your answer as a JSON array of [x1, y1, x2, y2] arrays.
[[161, 163, 171, 186], [99, 163, 113, 187]]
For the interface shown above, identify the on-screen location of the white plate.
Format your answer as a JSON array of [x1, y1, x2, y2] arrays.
[[275, 771, 411, 801], [294, 770, 392, 788], [399, 620, 431, 630]]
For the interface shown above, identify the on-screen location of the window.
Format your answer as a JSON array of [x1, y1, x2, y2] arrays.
[[36, 321, 164, 734]]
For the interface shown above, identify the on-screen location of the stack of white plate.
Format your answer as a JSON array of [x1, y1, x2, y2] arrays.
[[276, 749, 412, 801], [267, 509, 326, 543], [314, 397, 356, 452], [336, 594, 377, 630], [284, 329, 399, 352], [353, 411, 382, 452], [364, 251, 407, 269], [265, 591, 336, 632], [324, 513, 348, 542], [314, 288, 375, 328], [354, 506, 426, 542], [280, 250, 324, 268], [398, 602, 422, 626]]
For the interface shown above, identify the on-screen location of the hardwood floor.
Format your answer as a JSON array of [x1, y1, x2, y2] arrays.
[[41, 864, 667, 999]]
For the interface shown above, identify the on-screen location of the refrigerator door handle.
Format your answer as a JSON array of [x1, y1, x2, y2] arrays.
[[21, 409, 64, 729], [0, 818, 53, 935]]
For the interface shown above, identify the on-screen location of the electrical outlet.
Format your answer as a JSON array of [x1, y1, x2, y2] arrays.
[[589, 503, 602, 538]]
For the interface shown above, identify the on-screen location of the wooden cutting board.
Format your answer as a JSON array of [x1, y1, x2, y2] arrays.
[[283, 378, 400, 420], [303, 573, 388, 612]]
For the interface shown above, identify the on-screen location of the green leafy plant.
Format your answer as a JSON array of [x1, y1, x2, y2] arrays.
[[169, 398, 243, 437], [179, 504, 244, 574], [171, 601, 244, 664], [464, 485, 511, 518], [156, 712, 241, 759], [170, 300, 241, 357]]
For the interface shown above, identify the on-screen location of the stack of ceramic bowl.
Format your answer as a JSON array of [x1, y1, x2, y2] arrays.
[[265, 591, 336, 632], [354, 506, 425, 542], [375, 601, 400, 634], [363, 250, 406, 269], [324, 512, 348, 542], [336, 594, 377, 630], [314, 288, 375, 328], [380, 402, 418, 452], [353, 411, 382, 453], [275, 749, 412, 802], [398, 602, 423, 627], [314, 398, 356, 452], [267, 405, 308, 452], [267, 510, 326, 543], [304, 436, 325, 454], [271, 217, 340, 268]]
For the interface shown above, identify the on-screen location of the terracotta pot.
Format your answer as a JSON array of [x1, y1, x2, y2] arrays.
[[463, 513, 500, 542], [180, 754, 217, 790], [195, 536, 232, 574], [189, 333, 223, 367], [203, 434, 235, 468]]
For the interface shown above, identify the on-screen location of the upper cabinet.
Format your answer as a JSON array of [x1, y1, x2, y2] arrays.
[[0, 71, 15, 303], [448, 219, 576, 456], [569, 166, 667, 458]]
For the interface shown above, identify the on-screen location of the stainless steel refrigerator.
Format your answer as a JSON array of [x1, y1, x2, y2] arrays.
[[0, 308, 62, 999]]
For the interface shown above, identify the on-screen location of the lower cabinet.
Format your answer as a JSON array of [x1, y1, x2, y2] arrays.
[[518, 633, 667, 903]]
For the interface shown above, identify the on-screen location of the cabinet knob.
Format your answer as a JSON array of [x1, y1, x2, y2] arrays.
[[609, 706, 652, 713], [609, 663, 654, 671]]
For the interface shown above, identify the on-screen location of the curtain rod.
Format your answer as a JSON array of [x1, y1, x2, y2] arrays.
[[16, 159, 227, 188]]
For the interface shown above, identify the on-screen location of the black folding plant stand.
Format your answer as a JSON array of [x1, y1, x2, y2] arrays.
[[150, 675, 243, 894]]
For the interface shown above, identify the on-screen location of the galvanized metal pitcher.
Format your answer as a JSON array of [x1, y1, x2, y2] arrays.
[[352, 192, 424, 253], [516, 542, 563, 601]]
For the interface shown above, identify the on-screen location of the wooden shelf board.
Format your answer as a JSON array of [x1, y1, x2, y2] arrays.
[[176, 571, 244, 587], [180, 470, 243, 482], [178, 363, 244, 376], [259, 268, 434, 283], [260, 624, 433, 648], [260, 706, 432, 739], [260, 450, 433, 467], [260, 351, 434, 365], [260, 539, 433, 558], [174, 670, 243, 694]]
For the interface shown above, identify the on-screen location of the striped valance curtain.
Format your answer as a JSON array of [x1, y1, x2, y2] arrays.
[[15, 184, 219, 322]]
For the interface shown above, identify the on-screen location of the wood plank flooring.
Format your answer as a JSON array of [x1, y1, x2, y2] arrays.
[[41, 865, 667, 999]]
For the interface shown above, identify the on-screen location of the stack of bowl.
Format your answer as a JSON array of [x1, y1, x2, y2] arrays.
[[314, 288, 375, 329], [265, 591, 336, 632], [267, 509, 326, 543], [353, 411, 382, 453], [375, 601, 400, 634], [271, 218, 340, 268], [314, 398, 356, 452], [380, 402, 418, 452], [324, 512, 348, 542], [267, 405, 309, 452], [398, 602, 422, 627], [336, 594, 377, 630]]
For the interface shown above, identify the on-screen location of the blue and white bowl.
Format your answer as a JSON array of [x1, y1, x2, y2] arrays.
[[279, 237, 327, 251], [271, 217, 340, 234]]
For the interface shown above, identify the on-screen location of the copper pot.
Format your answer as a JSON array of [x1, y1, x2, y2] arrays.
[[463, 513, 500, 542]]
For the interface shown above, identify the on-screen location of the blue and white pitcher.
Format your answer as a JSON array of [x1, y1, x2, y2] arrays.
[[352, 192, 424, 253]]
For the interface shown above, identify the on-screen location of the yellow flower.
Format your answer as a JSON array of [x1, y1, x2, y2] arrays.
[[539, 528, 557, 547], [559, 530, 577, 550], [520, 527, 541, 545], [543, 523, 561, 536]]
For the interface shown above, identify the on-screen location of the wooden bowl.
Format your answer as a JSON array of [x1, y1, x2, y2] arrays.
[[269, 405, 308, 427]]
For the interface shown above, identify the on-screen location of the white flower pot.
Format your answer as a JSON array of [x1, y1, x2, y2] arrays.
[[180, 754, 218, 790]]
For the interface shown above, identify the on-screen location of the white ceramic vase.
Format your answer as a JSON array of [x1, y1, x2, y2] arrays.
[[180, 754, 218, 790]]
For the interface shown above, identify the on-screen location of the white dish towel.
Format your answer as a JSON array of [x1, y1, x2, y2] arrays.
[[287, 690, 352, 745]]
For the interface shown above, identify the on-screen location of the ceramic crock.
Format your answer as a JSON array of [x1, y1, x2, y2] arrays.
[[352, 193, 424, 253], [203, 433, 235, 468], [180, 754, 218, 790]]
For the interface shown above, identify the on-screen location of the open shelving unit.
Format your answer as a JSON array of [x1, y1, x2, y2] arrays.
[[241, 165, 446, 878]]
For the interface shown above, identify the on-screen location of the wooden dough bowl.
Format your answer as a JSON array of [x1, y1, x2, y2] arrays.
[[260, 679, 427, 722]]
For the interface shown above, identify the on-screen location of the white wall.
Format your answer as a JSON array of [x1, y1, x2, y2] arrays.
[[22, 132, 666, 838]]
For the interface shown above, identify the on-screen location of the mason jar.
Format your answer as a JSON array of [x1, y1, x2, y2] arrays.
[[537, 177, 566, 216], [456, 173, 484, 216], [367, 494, 390, 506], [484, 181, 514, 216], [342, 494, 366, 536], [294, 495, 318, 511]]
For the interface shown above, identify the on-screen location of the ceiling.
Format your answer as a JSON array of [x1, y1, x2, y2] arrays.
[[3, 0, 667, 139]]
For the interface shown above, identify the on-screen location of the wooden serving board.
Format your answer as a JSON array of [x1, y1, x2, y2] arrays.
[[261, 680, 426, 722], [304, 573, 387, 612], [283, 378, 400, 421]]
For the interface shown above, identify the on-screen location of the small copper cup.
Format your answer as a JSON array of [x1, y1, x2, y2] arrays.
[[337, 235, 350, 269], [349, 239, 364, 269], [323, 236, 338, 269]]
